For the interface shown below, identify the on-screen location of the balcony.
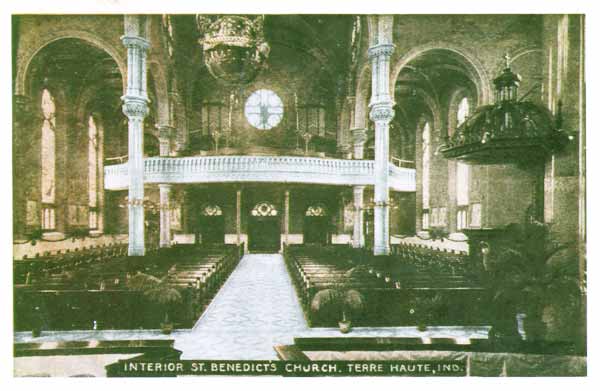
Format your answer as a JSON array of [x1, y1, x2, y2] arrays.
[[104, 155, 416, 192]]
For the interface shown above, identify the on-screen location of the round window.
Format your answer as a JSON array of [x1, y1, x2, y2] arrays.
[[244, 89, 284, 130]]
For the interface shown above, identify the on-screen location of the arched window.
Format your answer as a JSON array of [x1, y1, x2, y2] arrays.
[[251, 202, 278, 217], [421, 121, 431, 230], [201, 204, 223, 216], [457, 97, 470, 126], [88, 115, 100, 230], [456, 97, 470, 231], [306, 204, 327, 217], [40, 89, 56, 230]]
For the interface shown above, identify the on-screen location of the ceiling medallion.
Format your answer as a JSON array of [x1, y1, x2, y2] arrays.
[[196, 15, 270, 85], [440, 54, 571, 165]]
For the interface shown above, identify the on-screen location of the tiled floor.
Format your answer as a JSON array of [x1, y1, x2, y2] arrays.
[[15, 254, 490, 359]]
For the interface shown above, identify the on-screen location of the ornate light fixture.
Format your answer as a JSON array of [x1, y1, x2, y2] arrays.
[[440, 54, 571, 165], [196, 15, 270, 85]]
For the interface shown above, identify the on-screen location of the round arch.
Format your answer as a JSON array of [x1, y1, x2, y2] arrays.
[[390, 43, 493, 106], [505, 47, 543, 74], [16, 31, 127, 97]]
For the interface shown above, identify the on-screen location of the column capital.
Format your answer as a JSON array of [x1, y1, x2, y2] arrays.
[[351, 127, 368, 145], [369, 102, 395, 123], [368, 43, 395, 60], [158, 183, 173, 191], [122, 96, 149, 119], [157, 125, 175, 139], [121, 35, 151, 51], [338, 143, 352, 154]]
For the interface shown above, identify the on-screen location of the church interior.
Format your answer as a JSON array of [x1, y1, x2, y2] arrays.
[[12, 14, 586, 376]]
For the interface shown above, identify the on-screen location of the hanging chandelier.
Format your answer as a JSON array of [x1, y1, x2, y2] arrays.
[[196, 15, 270, 85], [440, 54, 571, 165]]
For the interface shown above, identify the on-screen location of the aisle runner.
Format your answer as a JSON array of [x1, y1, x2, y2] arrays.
[[177, 254, 308, 359]]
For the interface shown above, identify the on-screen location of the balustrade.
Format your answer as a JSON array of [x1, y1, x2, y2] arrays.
[[104, 155, 416, 191]]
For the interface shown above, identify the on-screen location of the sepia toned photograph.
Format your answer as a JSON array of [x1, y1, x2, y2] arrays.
[[9, 3, 587, 379]]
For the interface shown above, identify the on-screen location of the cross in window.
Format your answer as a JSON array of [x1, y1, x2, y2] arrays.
[[259, 103, 270, 129]]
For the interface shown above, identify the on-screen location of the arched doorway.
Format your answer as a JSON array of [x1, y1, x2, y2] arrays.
[[199, 204, 224, 244], [248, 201, 280, 252], [303, 203, 330, 245]]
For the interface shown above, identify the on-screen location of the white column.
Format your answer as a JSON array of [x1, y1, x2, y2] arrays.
[[368, 18, 395, 256], [236, 189, 242, 245], [122, 19, 150, 256], [352, 186, 365, 248], [159, 184, 172, 248], [284, 190, 290, 244]]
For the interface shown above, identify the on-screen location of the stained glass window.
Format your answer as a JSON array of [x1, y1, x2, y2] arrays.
[[470, 203, 482, 228], [456, 97, 470, 208], [244, 89, 284, 130], [88, 115, 99, 229], [457, 207, 468, 231], [456, 97, 470, 230], [457, 97, 470, 126], [41, 89, 56, 205], [422, 122, 431, 210], [251, 202, 278, 217], [41, 89, 56, 230]]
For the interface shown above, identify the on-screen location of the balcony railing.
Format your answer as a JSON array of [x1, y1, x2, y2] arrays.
[[390, 157, 416, 169], [104, 155, 416, 192]]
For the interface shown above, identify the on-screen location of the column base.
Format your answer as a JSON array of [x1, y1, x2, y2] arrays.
[[352, 237, 365, 248], [159, 241, 172, 248], [128, 244, 145, 257], [42, 232, 66, 241], [373, 244, 390, 256]]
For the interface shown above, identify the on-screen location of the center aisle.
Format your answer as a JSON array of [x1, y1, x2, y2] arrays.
[[176, 254, 308, 359]]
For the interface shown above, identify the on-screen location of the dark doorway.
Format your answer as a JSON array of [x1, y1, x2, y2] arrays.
[[199, 216, 225, 244], [365, 209, 374, 250], [248, 202, 280, 252], [248, 217, 280, 252], [198, 204, 225, 244], [303, 203, 330, 245], [303, 216, 329, 244]]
